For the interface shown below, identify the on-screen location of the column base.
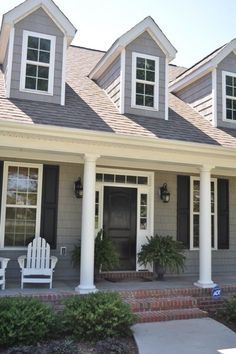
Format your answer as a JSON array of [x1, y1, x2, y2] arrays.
[[75, 284, 98, 294], [194, 281, 216, 289]]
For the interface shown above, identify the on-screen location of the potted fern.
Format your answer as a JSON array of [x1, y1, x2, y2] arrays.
[[72, 229, 119, 279], [138, 234, 185, 280]]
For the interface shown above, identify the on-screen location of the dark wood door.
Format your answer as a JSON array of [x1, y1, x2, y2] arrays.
[[103, 187, 137, 270]]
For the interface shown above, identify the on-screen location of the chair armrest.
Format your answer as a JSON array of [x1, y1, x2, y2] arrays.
[[0, 257, 10, 270], [18, 255, 27, 269], [50, 256, 58, 269]]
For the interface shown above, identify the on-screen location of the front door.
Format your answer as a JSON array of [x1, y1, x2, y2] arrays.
[[103, 186, 137, 270]]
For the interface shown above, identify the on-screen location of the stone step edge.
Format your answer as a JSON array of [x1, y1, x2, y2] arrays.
[[134, 308, 208, 323], [125, 296, 197, 312]]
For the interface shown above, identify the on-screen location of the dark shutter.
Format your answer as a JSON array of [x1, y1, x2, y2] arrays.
[[0, 161, 3, 217], [41, 165, 59, 249], [177, 175, 190, 248], [218, 179, 229, 249]]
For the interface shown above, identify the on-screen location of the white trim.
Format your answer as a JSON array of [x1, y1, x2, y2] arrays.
[[60, 36, 67, 106], [165, 57, 169, 120], [119, 48, 126, 114], [222, 70, 236, 123], [0, 161, 43, 249], [89, 16, 176, 80], [5, 27, 15, 98], [190, 176, 217, 251], [212, 68, 217, 127], [95, 167, 154, 271], [131, 52, 159, 111], [20, 30, 56, 95]]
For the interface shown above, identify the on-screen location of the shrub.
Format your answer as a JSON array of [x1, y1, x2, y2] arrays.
[[0, 297, 55, 347], [224, 295, 236, 322], [62, 292, 134, 341], [96, 338, 129, 354]]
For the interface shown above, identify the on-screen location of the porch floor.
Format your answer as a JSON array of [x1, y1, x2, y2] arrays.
[[1, 274, 236, 295]]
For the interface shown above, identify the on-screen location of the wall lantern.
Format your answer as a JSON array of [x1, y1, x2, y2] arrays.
[[74, 177, 83, 198], [159, 183, 170, 203]]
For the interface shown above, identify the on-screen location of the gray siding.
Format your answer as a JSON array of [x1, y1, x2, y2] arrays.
[[154, 171, 236, 276], [97, 55, 121, 109], [10, 8, 64, 104], [124, 31, 166, 119], [176, 73, 213, 122], [217, 51, 236, 129]]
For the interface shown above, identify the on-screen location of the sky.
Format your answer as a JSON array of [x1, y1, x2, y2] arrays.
[[1, 0, 236, 68]]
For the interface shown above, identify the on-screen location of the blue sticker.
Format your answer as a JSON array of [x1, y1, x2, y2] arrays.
[[212, 286, 222, 299]]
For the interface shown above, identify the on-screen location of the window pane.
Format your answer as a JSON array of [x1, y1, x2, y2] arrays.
[[233, 111, 236, 121], [137, 57, 145, 68], [145, 96, 154, 107], [136, 94, 144, 106], [227, 109, 232, 119], [141, 194, 147, 205], [140, 206, 147, 217], [16, 193, 27, 205], [25, 77, 36, 89], [95, 191, 99, 204], [226, 75, 233, 86], [104, 174, 114, 182], [40, 38, 51, 51], [226, 86, 233, 96], [140, 218, 147, 230], [136, 69, 145, 80], [145, 84, 154, 96], [146, 59, 155, 71], [226, 98, 232, 109], [38, 66, 49, 79], [211, 215, 215, 248], [28, 36, 39, 49], [193, 214, 199, 248], [146, 71, 155, 82], [39, 51, 50, 63], [115, 175, 125, 183], [138, 176, 148, 185], [27, 194, 37, 206], [27, 49, 38, 61], [7, 191, 16, 204], [37, 79, 48, 91], [26, 64, 37, 77], [136, 82, 144, 94], [127, 176, 137, 184]]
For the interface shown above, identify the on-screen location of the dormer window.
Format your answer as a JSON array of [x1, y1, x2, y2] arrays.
[[20, 31, 56, 95], [222, 71, 236, 121], [132, 52, 159, 110]]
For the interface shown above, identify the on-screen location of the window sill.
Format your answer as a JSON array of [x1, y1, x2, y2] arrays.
[[19, 88, 53, 96], [131, 104, 158, 112]]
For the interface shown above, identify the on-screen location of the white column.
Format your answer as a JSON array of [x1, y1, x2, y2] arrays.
[[194, 165, 216, 288], [75, 154, 99, 294]]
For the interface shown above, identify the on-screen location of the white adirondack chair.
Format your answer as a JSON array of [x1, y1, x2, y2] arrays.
[[18, 237, 58, 289], [0, 257, 10, 290]]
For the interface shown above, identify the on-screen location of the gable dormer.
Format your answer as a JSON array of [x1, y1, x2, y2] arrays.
[[90, 17, 176, 120], [0, 0, 76, 105]]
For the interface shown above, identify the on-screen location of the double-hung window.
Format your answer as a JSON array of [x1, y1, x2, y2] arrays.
[[190, 177, 217, 250], [223, 71, 236, 121], [20, 30, 56, 94], [132, 52, 159, 110], [0, 162, 42, 248]]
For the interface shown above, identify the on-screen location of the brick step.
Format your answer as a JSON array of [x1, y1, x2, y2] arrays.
[[125, 295, 197, 312], [134, 307, 208, 323]]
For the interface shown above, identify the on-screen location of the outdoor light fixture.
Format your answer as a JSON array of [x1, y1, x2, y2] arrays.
[[74, 177, 83, 198], [159, 183, 170, 203]]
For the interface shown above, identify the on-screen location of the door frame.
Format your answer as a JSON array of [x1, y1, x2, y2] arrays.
[[95, 168, 154, 271]]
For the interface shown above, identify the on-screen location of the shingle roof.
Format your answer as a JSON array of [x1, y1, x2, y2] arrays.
[[1, 45, 236, 149]]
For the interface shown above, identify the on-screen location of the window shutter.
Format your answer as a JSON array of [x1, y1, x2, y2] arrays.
[[0, 161, 3, 217], [40, 165, 59, 249], [218, 179, 229, 249], [177, 175, 190, 248]]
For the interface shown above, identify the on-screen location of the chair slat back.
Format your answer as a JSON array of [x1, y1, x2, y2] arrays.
[[26, 237, 51, 270]]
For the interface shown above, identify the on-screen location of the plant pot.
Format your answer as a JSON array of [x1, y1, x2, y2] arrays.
[[153, 262, 165, 280]]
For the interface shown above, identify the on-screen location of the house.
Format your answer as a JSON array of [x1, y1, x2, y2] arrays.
[[0, 0, 235, 294]]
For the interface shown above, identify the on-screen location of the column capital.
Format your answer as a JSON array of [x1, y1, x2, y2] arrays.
[[83, 153, 100, 162], [199, 165, 215, 173]]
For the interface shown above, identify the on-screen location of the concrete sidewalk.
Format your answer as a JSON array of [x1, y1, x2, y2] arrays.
[[133, 318, 236, 354]]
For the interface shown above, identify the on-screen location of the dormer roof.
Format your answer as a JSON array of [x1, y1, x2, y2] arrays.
[[0, 0, 77, 64], [89, 16, 177, 80], [170, 39, 236, 92]]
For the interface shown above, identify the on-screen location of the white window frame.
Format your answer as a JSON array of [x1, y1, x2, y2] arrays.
[[20, 30, 56, 95], [0, 162, 43, 250], [131, 52, 159, 111], [222, 70, 236, 123], [190, 176, 217, 251]]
